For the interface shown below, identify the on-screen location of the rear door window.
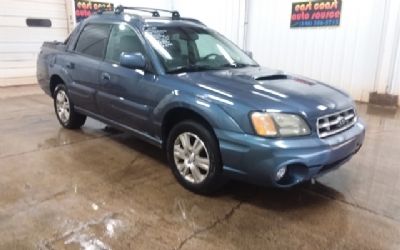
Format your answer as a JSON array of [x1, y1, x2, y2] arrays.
[[75, 23, 112, 59]]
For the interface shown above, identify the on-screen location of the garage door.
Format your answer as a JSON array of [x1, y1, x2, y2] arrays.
[[0, 0, 69, 87]]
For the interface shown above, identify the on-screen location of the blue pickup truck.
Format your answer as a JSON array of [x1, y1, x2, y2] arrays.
[[37, 6, 365, 194]]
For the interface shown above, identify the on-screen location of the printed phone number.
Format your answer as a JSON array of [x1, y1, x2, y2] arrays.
[[291, 19, 340, 27]]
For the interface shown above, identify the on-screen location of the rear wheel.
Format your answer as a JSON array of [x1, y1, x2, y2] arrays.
[[167, 120, 224, 194], [53, 84, 86, 129]]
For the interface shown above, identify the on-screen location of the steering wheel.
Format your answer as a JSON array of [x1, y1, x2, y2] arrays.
[[201, 53, 220, 61]]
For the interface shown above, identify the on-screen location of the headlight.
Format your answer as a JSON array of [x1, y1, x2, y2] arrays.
[[251, 112, 310, 137], [250, 112, 278, 136]]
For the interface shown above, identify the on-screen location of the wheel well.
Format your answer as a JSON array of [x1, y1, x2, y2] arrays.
[[162, 108, 216, 147], [50, 75, 64, 96]]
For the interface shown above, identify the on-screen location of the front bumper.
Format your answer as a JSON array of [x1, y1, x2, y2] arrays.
[[215, 120, 366, 187]]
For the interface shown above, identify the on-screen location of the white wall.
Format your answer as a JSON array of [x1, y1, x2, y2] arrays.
[[374, 0, 400, 98], [170, 0, 400, 104], [246, 0, 387, 102], [0, 0, 172, 87], [392, 36, 400, 100], [172, 0, 246, 47], [0, 0, 69, 86]]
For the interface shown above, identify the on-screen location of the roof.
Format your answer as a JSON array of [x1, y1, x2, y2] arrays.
[[87, 6, 205, 30]]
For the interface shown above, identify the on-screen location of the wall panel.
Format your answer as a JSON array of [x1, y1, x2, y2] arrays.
[[246, 0, 386, 102], [0, 0, 69, 86], [171, 0, 245, 47]]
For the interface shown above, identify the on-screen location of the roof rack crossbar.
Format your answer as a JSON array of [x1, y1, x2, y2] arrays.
[[114, 6, 180, 20]]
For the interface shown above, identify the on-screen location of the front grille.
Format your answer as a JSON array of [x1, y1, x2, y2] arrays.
[[317, 108, 357, 138]]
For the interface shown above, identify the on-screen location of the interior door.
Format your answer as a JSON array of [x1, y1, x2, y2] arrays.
[[96, 23, 155, 133], [66, 23, 111, 113]]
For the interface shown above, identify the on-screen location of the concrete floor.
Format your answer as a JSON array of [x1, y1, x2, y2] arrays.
[[1, 89, 400, 250]]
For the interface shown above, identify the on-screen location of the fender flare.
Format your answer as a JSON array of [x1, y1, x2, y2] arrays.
[[152, 92, 243, 136]]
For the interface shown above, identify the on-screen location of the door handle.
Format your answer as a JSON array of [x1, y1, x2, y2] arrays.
[[66, 62, 75, 69], [101, 72, 111, 81]]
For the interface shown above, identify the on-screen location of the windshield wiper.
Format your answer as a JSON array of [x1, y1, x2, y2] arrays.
[[166, 65, 215, 74], [167, 63, 258, 74], [219, 63, 258, 69]]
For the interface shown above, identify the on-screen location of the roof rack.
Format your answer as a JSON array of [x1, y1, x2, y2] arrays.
[[114, 6, 180, 20]]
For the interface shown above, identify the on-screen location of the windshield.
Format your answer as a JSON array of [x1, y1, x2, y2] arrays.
[[144, 26, 258, 74]]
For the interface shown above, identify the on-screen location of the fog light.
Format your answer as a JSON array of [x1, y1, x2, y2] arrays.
[[276, 166, 287, 181]]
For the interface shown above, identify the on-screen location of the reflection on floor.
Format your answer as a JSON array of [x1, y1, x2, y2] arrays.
[[0, 93, 399, 249]]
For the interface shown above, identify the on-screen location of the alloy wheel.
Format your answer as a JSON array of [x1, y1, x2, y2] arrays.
[[173, 132, 210, 184], [55, 89, 70, 124]]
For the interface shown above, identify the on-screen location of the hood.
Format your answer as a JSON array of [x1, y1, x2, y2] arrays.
[[173, 67, 354, 118]]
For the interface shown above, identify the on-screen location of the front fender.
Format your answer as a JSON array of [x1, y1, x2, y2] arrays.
[[153, 92, 244, 136]]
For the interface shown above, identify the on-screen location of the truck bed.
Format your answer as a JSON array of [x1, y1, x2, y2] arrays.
[[36, 41, 68, 95]]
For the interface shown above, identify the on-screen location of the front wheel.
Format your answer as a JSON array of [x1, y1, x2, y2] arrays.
[[166, 120, 224, 194], [53, 84, 86, 129]]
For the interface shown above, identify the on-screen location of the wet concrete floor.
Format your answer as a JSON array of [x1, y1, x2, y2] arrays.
[[0, 92, 400, 249]]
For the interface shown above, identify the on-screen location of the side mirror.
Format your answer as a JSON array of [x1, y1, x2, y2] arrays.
[[245, 51, 253, 59], [120, 52, 146, 70]]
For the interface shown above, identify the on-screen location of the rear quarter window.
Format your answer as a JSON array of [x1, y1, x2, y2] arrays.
[[75, 23, 111, 59]]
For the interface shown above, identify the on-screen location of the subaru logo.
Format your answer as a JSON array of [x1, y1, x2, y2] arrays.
[[337, 116, 346, 128]]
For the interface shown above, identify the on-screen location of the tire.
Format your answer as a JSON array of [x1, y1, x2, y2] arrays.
[[166, 120, 224, 194], [53, 84, 86, 129]]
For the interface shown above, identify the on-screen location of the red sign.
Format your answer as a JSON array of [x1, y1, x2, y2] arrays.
[[75, 1, 114, 22], [291, 0, 342, 28]]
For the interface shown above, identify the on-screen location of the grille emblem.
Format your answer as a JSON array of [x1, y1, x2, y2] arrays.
[[337, 116, 346, 128], [317, 108, 356, 138]]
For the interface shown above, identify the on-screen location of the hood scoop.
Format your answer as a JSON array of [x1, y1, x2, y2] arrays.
[[254, 74, 289, 81]]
